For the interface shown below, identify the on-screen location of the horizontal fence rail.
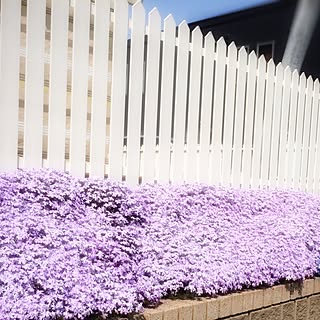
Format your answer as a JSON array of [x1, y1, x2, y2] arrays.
[[0, 0, 320, 194]]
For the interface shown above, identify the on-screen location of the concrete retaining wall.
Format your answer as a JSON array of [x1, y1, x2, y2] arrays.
[[130, 277, 320, 320]]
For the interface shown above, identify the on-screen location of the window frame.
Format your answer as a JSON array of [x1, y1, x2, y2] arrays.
[[256, 40, 275, 60]]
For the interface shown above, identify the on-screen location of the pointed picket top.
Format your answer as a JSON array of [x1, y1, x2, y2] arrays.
[[257, 55, 267, 71], [228, 41, 237, 52], [276, 62, 284, 74], [132, 0, 145, 26], [227, 42, 237, 60], [299, 72, 307, 85], [300, 72, 306, 81], [284, 65, 292, 75], [258, 54, 266, 65], [132, 0, 144, 10], [238, 45, 247, 53], [178, 20, 190, 35], [307, 75, 314, 85], [238, 46, 248, 61], [215, 38, 225, 59], [191, 26, 203, 43], [307, 76, 314, 92], [164, 14, 176, 30], [205, 31, 216, 45], [217, 36, 227, 49], [177, 21, 189, 50], [313, 79, 320, 102], [148, 7, 161, 24], [267, 58, 275, 73], [291, 71, 299, 93], [292, 69, 299, 82], [204, 32, 215, 52], [306, 76, 314, 97], [283, 66, 292, 81], [249, 50, 257, 58], [238, 46, 247, 55], [248, 50, 257, 64]]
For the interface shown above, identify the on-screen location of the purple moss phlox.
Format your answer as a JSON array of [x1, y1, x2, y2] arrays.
[[1, 169, 320, 319]]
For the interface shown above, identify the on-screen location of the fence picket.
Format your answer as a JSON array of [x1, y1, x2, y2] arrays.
[[47, 0, 69, 171], [307, 79, 320, 192], [251, 56, 266, 188], [143, 8, 161, 183], [278, 67, 292, 187], [199, 33, 215, 184], [286, 70, 299, 187], [158, 15, 176, 183], [300, 76, 314, 191], [260, 60, 275, 186], [23, 0, 46, 168], [211, 38, 227, 185], [221, 42, 237, 186], [69, 0, 90, 176], [109, 0, 128, 181], [171, 21, 190, 183], [89, 0, 110, 178], [314, 86, 320, 194], [293, 73, 307, 189], [269, 63, 284, 186], [232, 47, 247, 187], [2, 0, 320, 193], [242, 51, 257, 188], [0, 0, 21, 171], [126, 2, 145, 185], [186, 27, 203, 182]]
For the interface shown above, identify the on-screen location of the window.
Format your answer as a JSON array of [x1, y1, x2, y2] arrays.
[[257, 41, 274, 61]]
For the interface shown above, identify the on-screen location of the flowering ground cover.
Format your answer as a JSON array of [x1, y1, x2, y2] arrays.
[[0, 170, 144, 319], [1, 169, 320, 319]]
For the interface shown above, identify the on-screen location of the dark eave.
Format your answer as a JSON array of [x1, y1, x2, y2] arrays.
[[188, 0, 297, 29]]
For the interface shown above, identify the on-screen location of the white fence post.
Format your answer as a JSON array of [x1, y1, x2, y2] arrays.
[[278, 66, 292, 187], [143, 8, 161, 184], [185, 27, 203, 183], [293, 73, 307, 189], [199, 33, 215, 184], [109, 0, 128, 181], [260, 60, 275, 187], [242, 51, 257, 188], [23, 0, 46, 169], [47, 0, 69, 171], [313, 82, 320, 195], [307, 79, 320, 193], [269, 63, 284, 187], [232, 47, 247, 187], [0, 0, 21, 172], [286, 70, 299, 187], [171, 21, 190, 183], [69, 0, 91, 177], [300, 76, 314, 191], [221, 42, 237, 186], [89, 0, 111, 178], [211, 38, 227, 185], [251, 56, 266, 188], [157, 15, 176, 183], [126, 1, 145, 186]]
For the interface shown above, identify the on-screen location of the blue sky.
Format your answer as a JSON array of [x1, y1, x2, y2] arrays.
[[142, 0, 277, 24]]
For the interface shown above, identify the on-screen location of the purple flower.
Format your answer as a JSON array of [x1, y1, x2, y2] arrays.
[[1, 169, 320, 319]]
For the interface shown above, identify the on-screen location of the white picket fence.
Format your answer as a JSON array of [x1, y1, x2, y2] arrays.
[[1, 0, 320, 193]]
